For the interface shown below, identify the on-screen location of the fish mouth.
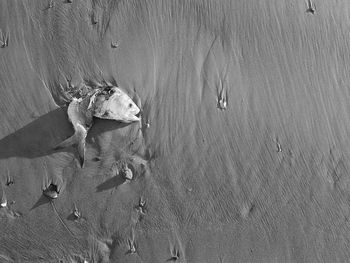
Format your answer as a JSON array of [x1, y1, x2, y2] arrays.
[[129, 113, 141, 122]]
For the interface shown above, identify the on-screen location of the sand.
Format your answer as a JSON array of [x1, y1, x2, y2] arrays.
[[1, 0, 350, 262]]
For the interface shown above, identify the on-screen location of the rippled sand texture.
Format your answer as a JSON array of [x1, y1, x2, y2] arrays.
[[1, 0, 350, 262]]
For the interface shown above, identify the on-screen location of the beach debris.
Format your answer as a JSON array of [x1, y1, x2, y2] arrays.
[[91, 13, 98, 25], [0, 29, 9, 48], [111, 42, 119, 48], [276, 142, 282, 153], [54, 83, 140, 168], [137, 196, 146, 215], [217, 72, 228, 110], [6, 178, 14, 187], [120, 163, 133, 181], [47, 0, 54, 9], [0, 183, 7, 208], [5, 171, 14, 186], [1, 192, 7, 208], [43, 183, 59, 199], [274, 138, 282, 153], [12, 211, 21, 217], [65, 0, 72, 3], [306, 0, 315, 14], [126, 228, 138, 254], [217, 92, 227, 110], [216, 61, 229, 111], [73, 203, 81, 219], [218, 255, 226, 263], [169, 248, 180, 261], [42, 0, 54, 11], [127, 238, 136, 254], [139, 196, 146, 208], [240, 203, 255, 219], [0, 183, 6, 208]]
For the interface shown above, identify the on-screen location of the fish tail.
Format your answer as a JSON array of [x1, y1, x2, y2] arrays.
[[77, 137, 86, 168], [54, 124, 87, 168]]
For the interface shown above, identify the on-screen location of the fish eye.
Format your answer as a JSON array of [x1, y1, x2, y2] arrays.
[[129, 103, 133, 108]]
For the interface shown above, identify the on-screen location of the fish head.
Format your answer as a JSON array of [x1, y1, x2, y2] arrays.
[[93, 87, 141, 123]]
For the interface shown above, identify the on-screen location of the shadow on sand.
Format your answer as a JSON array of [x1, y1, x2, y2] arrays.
[[30, 194, 51, 211], [0, 108, 71, 159], [0, 107, 132, 160], [96, 174, 126, 192], [66, 212, 77, 221]]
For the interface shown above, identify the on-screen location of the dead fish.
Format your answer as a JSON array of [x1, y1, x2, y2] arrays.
[[55, 85, 140, 167]]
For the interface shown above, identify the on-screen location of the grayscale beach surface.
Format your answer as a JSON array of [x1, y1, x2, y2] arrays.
[[0, 0, 350, 262]]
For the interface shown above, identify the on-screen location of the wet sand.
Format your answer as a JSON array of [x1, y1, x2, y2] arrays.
[[1, 0, 350, 262]]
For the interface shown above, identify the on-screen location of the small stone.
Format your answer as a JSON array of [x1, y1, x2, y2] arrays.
[[0, 200, 7, 208], [218, 98, 227, 110], [120, 163, 133, 181], [73, 205, 81, 219], [123, 167, 133, 180]]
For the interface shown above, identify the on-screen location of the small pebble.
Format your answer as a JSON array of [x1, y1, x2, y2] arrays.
[[0, 200, 7, 208]]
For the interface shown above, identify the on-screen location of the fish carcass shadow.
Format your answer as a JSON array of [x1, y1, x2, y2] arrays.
[[0, 108, 72, 159], [86, 118, 131, 143], [0, 108, 131, 160]]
